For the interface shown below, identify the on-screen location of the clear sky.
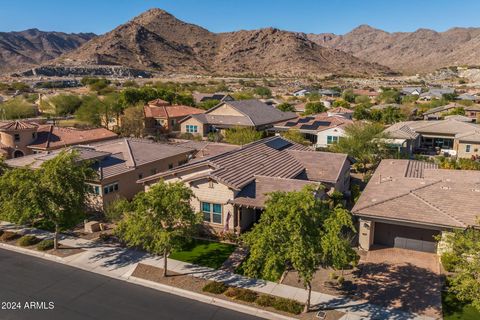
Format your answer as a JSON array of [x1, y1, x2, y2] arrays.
[[2, 0, 480, 35]]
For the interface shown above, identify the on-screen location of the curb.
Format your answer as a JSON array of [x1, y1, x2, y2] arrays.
[[128, 276, 298, 320], [0, 243, 297, 320]]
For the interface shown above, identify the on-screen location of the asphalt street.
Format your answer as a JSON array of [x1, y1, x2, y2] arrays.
[[0, 249, 261, 320]]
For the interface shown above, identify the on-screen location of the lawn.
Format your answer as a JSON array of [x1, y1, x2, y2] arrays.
[[442, 291, 480, 320], [169, 239, 235, 269]]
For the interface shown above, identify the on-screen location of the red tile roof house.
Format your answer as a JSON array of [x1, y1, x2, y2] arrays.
[[138, 136, 351, 235], [143, 99, 204, 134], [5, 138, 197, 211], [271, 113, 353, 148], [352, 159, 480, 254], [0, 120, 118, 159], [178, 99, 297, 138]]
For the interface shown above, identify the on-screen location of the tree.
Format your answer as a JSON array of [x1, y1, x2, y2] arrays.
[[116, 181, 200, 277], [100, 93, 124, 128], [332, 99, 350, 108], [277, 103, 296, 112], [341, 90, 357, 103], [49, 94, 83, 116], [232, 91, 255, 100], [354, 95, 370, 104], [120, 105, 145, 137], [198, 99, 220, 110], [381, 106, 405, 124], [377, 89, 400, 104], [242, 186, 357, 312], [254, 86, 272, 98], [0, 98, 37, 119], [75, 95, 103, 126], [224, 127, 263, 145], [330, 123, 389, 179], [353, 104, 371, 120], [441, 227, 480, 311], [281, 130, 311, 146], [304, 102, 326, 115]]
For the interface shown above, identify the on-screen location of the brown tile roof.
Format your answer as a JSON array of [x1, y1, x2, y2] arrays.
[[148, 99, 170, 106], [274, 114, 352, 133], [328, 107, 354, 114], [352, 159, 480, 229], [0, 120, 38, 131], [384, 122, 420, 140], [27, 125, 118, 150], [144, 104, 203, 119], [230, 176, 322, 208], [287, 150, 349, 183], [139, 136, 350, 190], [352, 89, 379, 97]]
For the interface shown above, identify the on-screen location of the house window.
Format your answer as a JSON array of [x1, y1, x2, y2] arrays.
[[87, 184, 101, 195], [14, 134, 20, 142], [327, 135, 339, 144], [171, 119, 176, 126], [466, 144, 471, 153], [138, 173, 143, 179], [168, 163, 174, 169], [186, 125, 198, 133], [103, 182, 119, 195], [32, 132, 36, 139], [151, 168, 157, 175], [201, 202, 222, 224]]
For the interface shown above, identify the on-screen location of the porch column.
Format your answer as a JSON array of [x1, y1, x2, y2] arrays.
[[359, 219, 375, 251], [235, 206, 241, 235]]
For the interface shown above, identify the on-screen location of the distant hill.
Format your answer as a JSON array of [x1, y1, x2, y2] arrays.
[[307, 25, 480, 74], [0, 28, 96, 73], [58, 9, 391, 77]]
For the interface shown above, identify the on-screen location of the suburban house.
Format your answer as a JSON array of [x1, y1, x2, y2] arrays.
[[143, 99, 204, 134], [383, 122, 421, 155], [326, 107, 354, 120], [352, 89, 379, 100], [292, 89, 311, 97], [138, 136, 351, 234], [0, 120, 117, 159], [292, 89, 339, 98], [456, 93, 479, 102], [384, 119, 480, 158], [464, 105, 480, 120], [371, 103, 401, 111], [179, 99, 297, 138], [401, 87, 422, 96], [422, 103, 463, 120], [5, 138, 196, 210], [419, 87, 455, 100], [353, 159, 480, 254], [271, 114, 353, 148], [192, 93, 234, 105]]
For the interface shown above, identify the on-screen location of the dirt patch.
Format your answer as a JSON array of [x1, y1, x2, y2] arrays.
[[132, 263, 344, 320], [44, 245, 85, 258]]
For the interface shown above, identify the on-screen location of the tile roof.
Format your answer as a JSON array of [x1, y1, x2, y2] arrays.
[[188, 113, 252, 127], [192, 93, 232, 104], [457, 131, 480, 143], [27, 125, 118, 150], [352, 159, 480, 229], [148, 99, 170, 106], [384, 122, 420, 140], [139, 136, 349, 190], [328, 107, 354, 114], [230, 176, 322, 208], [144, 104, 204, 119], [274, 114, 352, 133], [423, 103, 460, 115], [0, 120, 38, 131]]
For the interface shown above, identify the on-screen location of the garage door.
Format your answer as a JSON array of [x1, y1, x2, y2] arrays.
[[374, 222, 440, 253]]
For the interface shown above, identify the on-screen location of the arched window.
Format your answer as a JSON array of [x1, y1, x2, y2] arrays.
[[13, 150, 24, 158]]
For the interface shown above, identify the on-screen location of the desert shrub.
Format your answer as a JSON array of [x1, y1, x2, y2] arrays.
[[17, 235, 40, 247], [272, 297, 303, 314], [224, 287, 257, 302], [337, 276, 345, 285], [255, 295, 275, 307], [441, 252, 460, 272], [329, 271, 338, 280], [202, 281, 228, 294], [0, 231, 20, 242], [37, 239, 54, 251]]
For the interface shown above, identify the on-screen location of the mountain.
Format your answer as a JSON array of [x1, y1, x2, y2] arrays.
[[59, 9, 391, 77], [0, 28, 96, 73], [307, 25, 480, 74]]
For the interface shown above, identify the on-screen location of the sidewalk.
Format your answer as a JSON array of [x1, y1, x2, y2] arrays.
[[0, 222, 435, 320]]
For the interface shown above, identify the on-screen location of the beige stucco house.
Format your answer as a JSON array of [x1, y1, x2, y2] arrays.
[[138, 136, 351, 235]]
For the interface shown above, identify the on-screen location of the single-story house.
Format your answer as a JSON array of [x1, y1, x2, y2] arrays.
[[293, 89, 311, 97], [352, 89, 379, 99], [464, 105, 480, 120], [353, 159, 480, 254], [179, 99, 297, 138], [192, 93, 234, 105], [5, 138, 197, 210], [138, 136, 351, 234], [383, 122, 421, 155], [401, 87, 422, 96], [143, 99, 204, 133], [419, 88, 455, 100], [456, 131, 480, 159], [456, 93, 479, 102], [0, 120, 117, 159], [327, 107, 354, 120], [422, 103, 462, 120]]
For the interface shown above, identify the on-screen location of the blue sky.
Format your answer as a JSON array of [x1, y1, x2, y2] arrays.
[[2, 0, 480, 35]]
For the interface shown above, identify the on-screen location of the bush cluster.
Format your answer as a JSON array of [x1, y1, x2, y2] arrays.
[[224, 287, 257, 302], [0, 231, 20, 242], [202, 281, 228, 294], [17, 235, 40, 247], [37, 239, 54, 251]]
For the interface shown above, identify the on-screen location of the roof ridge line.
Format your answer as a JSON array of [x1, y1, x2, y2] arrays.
[[409, 191, 466, 227], [124, 138, 136, 168]]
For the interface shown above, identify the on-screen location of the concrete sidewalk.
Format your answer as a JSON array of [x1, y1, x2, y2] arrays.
[[1, 222, 436, 320]]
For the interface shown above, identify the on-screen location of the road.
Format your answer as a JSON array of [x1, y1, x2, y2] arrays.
[[0, 249, 261, 320]]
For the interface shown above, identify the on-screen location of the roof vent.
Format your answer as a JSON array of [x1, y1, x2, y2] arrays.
[[371, 198, 377, 202], [441, 186, 451, 190]]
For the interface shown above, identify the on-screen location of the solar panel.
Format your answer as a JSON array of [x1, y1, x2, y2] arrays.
[[300, 121, 332, 130], [265, 138, 292, 150]]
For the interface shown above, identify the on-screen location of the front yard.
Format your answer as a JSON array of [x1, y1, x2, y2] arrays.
[[442, 289, 480, 320], [169, 238, 236, 269]]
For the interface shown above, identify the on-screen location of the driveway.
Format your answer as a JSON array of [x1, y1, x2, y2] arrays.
[[355, 246, 443, 319]]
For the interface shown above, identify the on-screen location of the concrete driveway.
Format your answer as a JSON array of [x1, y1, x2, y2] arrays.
[[355, 246, 443, 319]]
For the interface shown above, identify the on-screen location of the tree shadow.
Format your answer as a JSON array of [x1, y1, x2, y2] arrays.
[[87, 246, 153, 269]]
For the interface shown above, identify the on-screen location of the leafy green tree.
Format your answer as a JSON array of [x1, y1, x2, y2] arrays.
[[443, 107, 465, 117], [332, 99, 350, 108], [281, 130, 311, 146], [277, 103, 296, 112], [49, 94, 83, 116], [104, 197, 133, 223], [0, 98, 37, 119], [116, 181, 200, 277], [232, 91, 255, 100], [304, 102, 326, 115], [377, 89, 400, 104], [353, 104, 371, 120], [242, 186, 357, 312], [401, 95, 418, 104], [441, 227, 480, 311], [224, 127, 263, 145], [75, 95, 103, 126], [120, 105, 145, 137], [199, 99, 220, 110], [254, 86, 272, 98], [354, 95, 370, 104], [342, 90, 357, 103], [330, 123, 389, 179], [442, 93, 458, 101], [381, 106, 405, 124], [100, 93, 124, 127]]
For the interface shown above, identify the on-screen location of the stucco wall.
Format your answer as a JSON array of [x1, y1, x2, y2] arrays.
[[180, 118, 206, 137], [316, 127, 346, 148], [456, 141, 480, 159]]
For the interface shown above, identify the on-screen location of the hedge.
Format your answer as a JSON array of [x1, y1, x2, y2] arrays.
[[202, 281, 228, 294], [17, 235, 40, 247], [37, 239, 54, 251]]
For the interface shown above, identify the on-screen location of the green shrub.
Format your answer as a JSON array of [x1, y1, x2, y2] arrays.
[[224, 287, 257, 302], [0, 230, 4, 237], [255, 295, 275, 307], [37, 239, 54, 251], [337, 276, 345, 285], [0, 231, 20, 242], [441, 252, 460, 272], [202, 281, 228, 294], [329, 271, 338, 280], [272, 297, 303, 315], [17, 235, 40, 247]]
